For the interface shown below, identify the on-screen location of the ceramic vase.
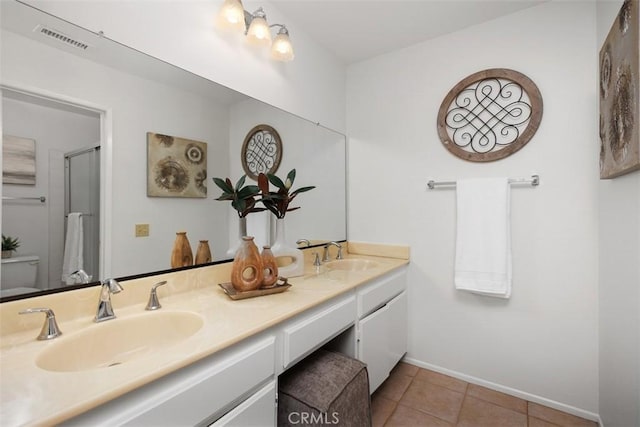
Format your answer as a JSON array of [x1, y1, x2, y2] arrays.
[[171, 231, 193, 268], [270, 218, 304, 278], [226, 216, 248, 257], [261, 245, 279, 287], [231, 236, 263, 292], [195, 240, 212, 265]]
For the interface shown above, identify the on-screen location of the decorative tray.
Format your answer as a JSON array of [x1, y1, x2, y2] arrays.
[[218, 277, 290, 300]]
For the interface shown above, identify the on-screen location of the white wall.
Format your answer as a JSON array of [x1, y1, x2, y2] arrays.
[[2, 31, 231, 278], [596, 1, 640, 426], [347, 1, 600, 417], [2, 97, 99, 290], [22, 0, 347, 134]]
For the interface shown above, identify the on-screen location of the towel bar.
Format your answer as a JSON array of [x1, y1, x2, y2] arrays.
[[427, 174, 539, 190]]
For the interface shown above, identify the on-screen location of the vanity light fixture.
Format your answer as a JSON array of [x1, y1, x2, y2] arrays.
[[217, 0, 294, 62]]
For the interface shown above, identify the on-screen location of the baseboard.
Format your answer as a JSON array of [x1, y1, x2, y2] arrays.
[[402, 357, 601, 423]]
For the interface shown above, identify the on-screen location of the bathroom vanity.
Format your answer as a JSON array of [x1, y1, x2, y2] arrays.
[[0, 243, 408, 426]]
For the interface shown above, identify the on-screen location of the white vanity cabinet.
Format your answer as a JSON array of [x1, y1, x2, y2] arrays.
[[55, 264, 408, 426], [356, 268, 408, 393]]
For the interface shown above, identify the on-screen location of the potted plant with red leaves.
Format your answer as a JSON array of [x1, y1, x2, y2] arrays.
[[258, 169, 315, 277]]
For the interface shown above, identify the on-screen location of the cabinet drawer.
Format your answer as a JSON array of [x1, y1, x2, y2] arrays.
[[358, 269, 406, 319], [283, 295, 356, 369], [210, 381, 276, 427]]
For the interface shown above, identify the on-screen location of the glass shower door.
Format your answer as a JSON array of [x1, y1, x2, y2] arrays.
[[64, 145, 100, 282]]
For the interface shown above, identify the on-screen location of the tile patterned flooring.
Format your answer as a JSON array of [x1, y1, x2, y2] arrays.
[[371, 363, 599, 427]]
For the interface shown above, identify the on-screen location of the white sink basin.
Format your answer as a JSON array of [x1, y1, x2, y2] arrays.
[[36, 311, 203, 372], [324, 259, 379, 272]]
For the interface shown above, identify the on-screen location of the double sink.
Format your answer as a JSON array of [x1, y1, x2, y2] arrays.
[[33, 258, 379, 373]]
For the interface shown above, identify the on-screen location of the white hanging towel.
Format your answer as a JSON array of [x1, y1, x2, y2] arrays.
[[62, 212, 84, 285], [455, 178, 512, 298]]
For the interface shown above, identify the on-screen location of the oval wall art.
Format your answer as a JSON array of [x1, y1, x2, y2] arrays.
[[437, 68, 543, 162]]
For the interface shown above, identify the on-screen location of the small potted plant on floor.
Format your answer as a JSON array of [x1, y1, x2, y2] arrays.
[[2, 234, 20, 259]]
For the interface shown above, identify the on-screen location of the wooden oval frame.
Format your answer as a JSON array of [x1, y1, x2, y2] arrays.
[[241, 124, 283, 180], [437, 68, 543, 162]]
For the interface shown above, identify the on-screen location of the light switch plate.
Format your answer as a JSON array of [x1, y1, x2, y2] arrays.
[[135, 223, 149, 237]]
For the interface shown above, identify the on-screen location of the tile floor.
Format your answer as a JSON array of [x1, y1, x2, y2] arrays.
[[371, 362, 599, 427]]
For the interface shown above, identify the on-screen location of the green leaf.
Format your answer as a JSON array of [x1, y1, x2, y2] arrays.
[[290, 186, 315, 196], [268, 174, 286, 190], [235, 198, 246, 214], [235, 175, 247, 191], [212, 177, 233, 194], [237, 186, 260, 199], [286, 169, 296, 185]]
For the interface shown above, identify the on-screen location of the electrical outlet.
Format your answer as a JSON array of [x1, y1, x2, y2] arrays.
[[135, 223, 149, 237]]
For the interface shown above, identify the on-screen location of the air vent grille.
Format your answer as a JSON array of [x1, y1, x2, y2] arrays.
[[34, 25, 90, 50]]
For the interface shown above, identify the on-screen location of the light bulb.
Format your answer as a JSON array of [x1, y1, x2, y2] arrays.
[[271, 27, 294, 62], [217, 0, 246, 32], [246, 11, 271, 46]]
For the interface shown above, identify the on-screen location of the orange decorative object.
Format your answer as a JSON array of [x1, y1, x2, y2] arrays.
[[261, 245, 279, 287], [231, 236, 264, 292], [171, 231, 193, 268], [195, 240, 212, 265]]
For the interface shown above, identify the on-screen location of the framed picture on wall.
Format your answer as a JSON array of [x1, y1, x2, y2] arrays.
[[2, 135, 36, 185], [599, 0, 640, 179], [147, 132, 208, 198]]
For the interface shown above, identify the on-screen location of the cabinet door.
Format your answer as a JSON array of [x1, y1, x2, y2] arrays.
[[386, 291, 408, 368], [209, 381, 276, 427], [357, 290, 408, 394], [358, 304, 390, 393]]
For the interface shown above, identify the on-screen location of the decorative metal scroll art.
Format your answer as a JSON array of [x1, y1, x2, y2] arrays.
[[241, 124, 283, 180], [437, 69, 543, 162]]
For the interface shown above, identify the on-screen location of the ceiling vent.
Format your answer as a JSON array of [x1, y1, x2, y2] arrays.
[[33, 25, 90, 50]]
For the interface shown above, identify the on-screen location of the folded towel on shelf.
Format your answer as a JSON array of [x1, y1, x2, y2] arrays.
[[455, 178, 512, 298], [62, 212, 83, 285]]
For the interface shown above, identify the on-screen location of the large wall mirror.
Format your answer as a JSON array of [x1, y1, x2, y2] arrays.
[[0, 1, 346, 302]]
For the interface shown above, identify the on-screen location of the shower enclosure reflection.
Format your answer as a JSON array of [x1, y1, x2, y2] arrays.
[[63, 145, 100, 285], [1, 90, 101, 298]]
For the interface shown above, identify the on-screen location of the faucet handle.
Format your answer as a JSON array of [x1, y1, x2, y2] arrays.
[[19, 308, 63, 340], [322, 244, 331, 262], [313, 252, 322, 267], [145, 281, 168, 311]]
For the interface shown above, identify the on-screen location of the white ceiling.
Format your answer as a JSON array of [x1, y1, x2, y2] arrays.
[[271, 1, 549, 64]]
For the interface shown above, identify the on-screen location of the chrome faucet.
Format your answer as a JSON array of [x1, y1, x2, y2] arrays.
[[296, 239, 311, 247], [323, 241, 343, 262], [69, 269, 92, 284], [145, 281, 168, 311], [95, 278, 123, 322], [19, 308, 63, 340]]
